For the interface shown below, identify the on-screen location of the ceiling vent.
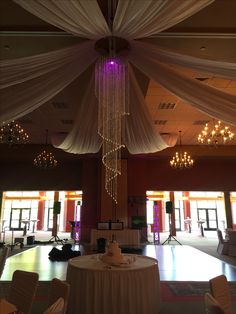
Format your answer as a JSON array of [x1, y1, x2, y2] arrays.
[[61, 119, 74, 125], [193, 120, 209, 125], [154, 120, 167, 125], [158, 102, 176, 110], [52, 101, 68, 109]]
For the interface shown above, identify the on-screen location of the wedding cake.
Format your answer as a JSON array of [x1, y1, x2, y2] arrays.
[[101, 240, 123, 265]]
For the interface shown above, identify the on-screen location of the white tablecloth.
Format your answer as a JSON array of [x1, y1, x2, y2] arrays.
[[66, 254, 161, 314], [90, 229, 140, 246]]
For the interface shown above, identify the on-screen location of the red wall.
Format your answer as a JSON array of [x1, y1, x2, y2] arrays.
[[128, 157, 236, 192]]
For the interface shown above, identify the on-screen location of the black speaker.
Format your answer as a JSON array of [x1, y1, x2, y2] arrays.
[[166, 201, 173, 214], [53, 201, 61, 214]]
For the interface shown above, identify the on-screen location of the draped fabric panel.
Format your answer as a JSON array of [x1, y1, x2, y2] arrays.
[[0, 42, 98, 123], [113, 0, 214, 39], [52, 73, 102, 154], [14, 0, 110, 39], [132, 40, 236, 80], [129, 53, 236, 126], [125, 66, 175, 154], [52, 64, 174, 155], [0, 41, 95, 88]]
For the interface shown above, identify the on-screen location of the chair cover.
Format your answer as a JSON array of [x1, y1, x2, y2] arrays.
[[209, 275, 232, 314]]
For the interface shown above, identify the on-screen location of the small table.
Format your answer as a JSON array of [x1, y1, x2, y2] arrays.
[[31, 219, 39, 233], [197, 220, 205, 237], [0, 298, 17, 314], [90, 229, 140, 246], [66, 254, 161, 314], [21, 219, 30, 236]]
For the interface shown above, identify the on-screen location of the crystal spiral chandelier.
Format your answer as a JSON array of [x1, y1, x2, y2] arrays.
[[34, 129, 58, 169], [170, 131, 194, 169], [197, 120, 234, 145], [0, 120, 29, 145], [95, 55, 129, 203]]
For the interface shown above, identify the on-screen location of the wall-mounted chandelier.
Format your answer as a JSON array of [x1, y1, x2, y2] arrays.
[[0, 120, 29, 145], [34, 129, 58, 169], [197, 120, 234, 145], [170, 131, 194, 169]]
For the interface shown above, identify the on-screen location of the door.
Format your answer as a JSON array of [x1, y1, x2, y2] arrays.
[[197, 208, 218, 230], [10, 208, 31, 230]]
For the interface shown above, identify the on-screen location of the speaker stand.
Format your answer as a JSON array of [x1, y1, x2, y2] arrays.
[[49, 235, 65, 244], [162, 233, 182, 245], [162, 213, 182, 245]]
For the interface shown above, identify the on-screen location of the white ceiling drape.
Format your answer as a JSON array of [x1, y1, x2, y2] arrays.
[[113, 0, 214, 39], [14, 0, 110, 39], [126, 66, 171, 154], [0, 41, 98, 122], [2, 0, 235, 156], [51, 74, 102, 154], [131, 40, 236, 80], [129, 50, 236, 125]]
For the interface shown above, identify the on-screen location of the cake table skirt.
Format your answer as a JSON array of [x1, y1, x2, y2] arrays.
[[66, 254, 161, 314]]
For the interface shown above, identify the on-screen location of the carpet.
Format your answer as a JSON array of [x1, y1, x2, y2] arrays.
[[161, 281, 236, 302], [160, 281, 236, 313]]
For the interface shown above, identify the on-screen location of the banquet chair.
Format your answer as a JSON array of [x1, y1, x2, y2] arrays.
[[209, 275, 232, 314], [43, 297, 64, 314], [0, 246, 10, 278], [224, 228, 233, 241], [205, 292, 225, 314], [47, 278, 70, 314], [216, 229, 229, 255], [6, 269, 39, 314]]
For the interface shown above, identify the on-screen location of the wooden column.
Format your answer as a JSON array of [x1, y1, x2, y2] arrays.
[[224, 191, 233, 229], [37, 192, 46, 230], [169, 191, 176, 236], [52, 191, 59, 237]]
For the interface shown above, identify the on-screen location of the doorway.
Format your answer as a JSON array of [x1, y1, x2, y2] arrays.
[[10, 208, 31, 230], [197, 208, 218, 230]]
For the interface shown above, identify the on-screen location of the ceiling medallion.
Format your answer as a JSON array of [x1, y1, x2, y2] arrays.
[[0, 120, 29, 145], [33, 129, 58, 169], [170, 131, 194, 169], [197, 120, 234, 145]]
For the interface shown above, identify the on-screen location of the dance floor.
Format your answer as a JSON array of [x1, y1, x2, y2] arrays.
[[1, 244, 236, 282]]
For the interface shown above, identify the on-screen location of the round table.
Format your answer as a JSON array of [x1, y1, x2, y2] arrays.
[[66, 254, 161, 314]]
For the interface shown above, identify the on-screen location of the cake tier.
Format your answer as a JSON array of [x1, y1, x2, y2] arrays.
[[101, 254, 123, 265]]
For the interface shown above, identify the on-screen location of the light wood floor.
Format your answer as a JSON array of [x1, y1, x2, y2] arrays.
[[1, 244, 236, 282]]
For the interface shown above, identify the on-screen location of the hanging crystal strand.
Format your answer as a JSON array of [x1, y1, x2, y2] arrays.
[[95, 56, 129, 203]]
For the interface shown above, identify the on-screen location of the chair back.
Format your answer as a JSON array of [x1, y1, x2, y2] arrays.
[[209, 275, 232, 314], [205, 292, 224, 314], [7, 270, 39, 314], [48, 278, 70, 314], [216, 229, 224, 244], [44, 297, 64, 314], [0, 246, 10, 277]]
